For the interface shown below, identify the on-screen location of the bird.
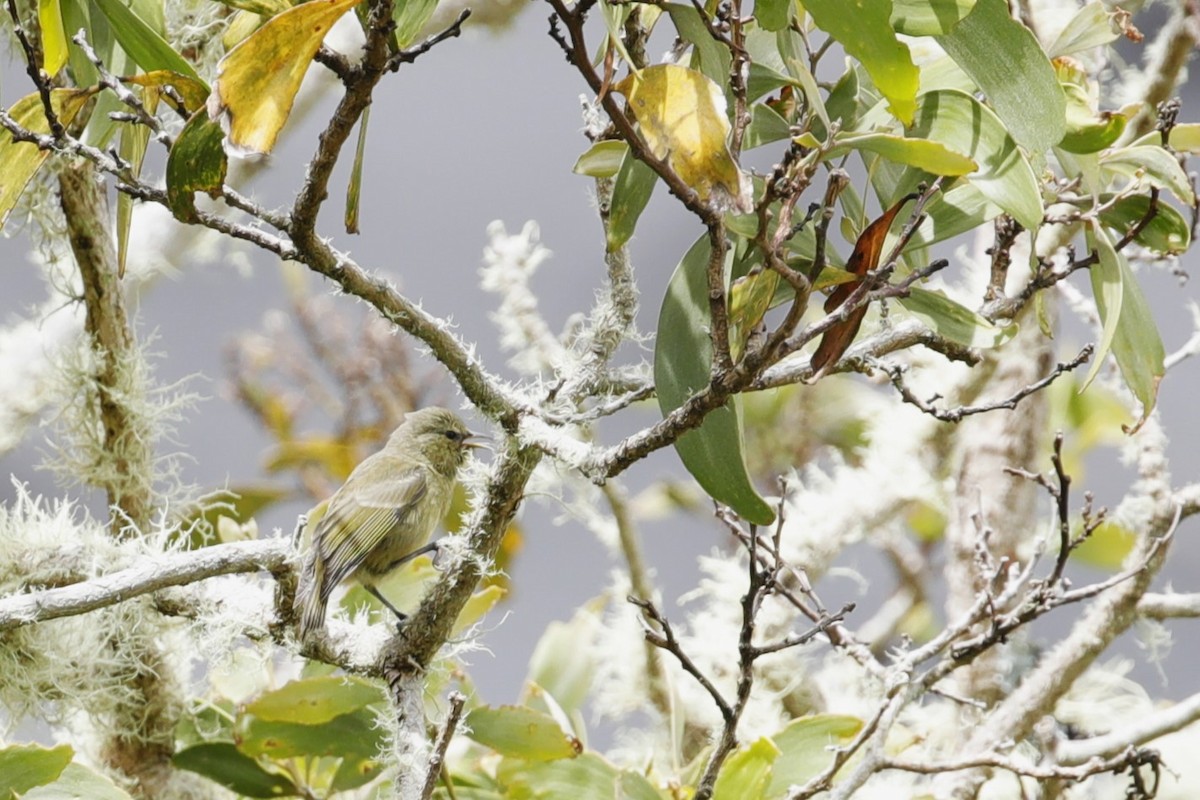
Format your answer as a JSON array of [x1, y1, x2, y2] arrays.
[[294, 406, 481, 638]]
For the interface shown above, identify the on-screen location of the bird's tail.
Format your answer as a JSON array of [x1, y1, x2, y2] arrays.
[[295, 550, 327, 639]]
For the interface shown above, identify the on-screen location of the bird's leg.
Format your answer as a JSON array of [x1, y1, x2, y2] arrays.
[[366, 542, 442, 631], [384, 541, 439, 572], [364, 584, 410, 630]]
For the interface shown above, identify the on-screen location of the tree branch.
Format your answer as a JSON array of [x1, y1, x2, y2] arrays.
[[0, 539, 292, 631]]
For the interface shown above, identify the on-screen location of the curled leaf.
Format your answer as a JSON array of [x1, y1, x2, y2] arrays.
[[1083, 220, 1165, 434], [572, 140, 629, 178], [810, 196, 913, 378], [123, 71, 211, 115], [1056, 60, 1127, 154]]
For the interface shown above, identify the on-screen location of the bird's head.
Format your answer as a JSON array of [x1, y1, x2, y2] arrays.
[[394, 406, 483, 475]]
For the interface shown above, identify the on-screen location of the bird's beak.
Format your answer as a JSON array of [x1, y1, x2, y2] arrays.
[[464, 431, 490, 450]]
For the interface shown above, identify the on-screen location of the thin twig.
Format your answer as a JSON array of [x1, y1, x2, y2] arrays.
[[629, 595, 734, 721], [4, 0, 63, 138], [420, 692, 467, 800], [388, 9, 472, 71], [883, 345, 1093, 424]]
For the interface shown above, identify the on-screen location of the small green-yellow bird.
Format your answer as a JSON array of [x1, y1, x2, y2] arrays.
[[295, 407, 481, 638]]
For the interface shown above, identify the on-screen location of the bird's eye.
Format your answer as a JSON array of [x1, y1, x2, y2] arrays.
[[443, 430, 463, 442]]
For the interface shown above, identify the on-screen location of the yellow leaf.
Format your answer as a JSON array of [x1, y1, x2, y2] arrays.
[[38, 0, 69, 74], [616, 64, 750, 212], [208, 0, 361, 155], [124, 70, 211, 115], [0, 88, 95, 226]]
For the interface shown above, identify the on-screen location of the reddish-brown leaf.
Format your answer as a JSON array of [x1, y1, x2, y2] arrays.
[[810, 195, 915, 377]]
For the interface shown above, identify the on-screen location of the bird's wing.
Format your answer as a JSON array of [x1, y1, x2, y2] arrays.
[[313, 466, 428, 600]]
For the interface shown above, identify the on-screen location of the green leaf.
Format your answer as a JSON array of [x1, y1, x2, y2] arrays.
[[1047, 1, 1121, 58], [165, 108, 228, 222], [0, 744, 73, 798], [766, 715, 863, 797], [127, 0, 166, 35], [746, 62, 794, 103], [346, 105, 369, 234], [655, 237, 776, 526], [1083, 221, 1165, 433], [1168, 123, 1200, 154], [497, 753, 626, 800], [754, 0, 791, 32], [598, 0, 635, 71], [935, 0, 1065, 154], [245, 676, 384, 724], [890, 0, 975, 35], [713, 737, 779, 800], [782, 51, 830, 132], [665, 3, 731, 87], [607, 150, 657, 251], [393, 0, 437, 48], [1081, 224, 1123, 393], [1099, 146, 1196, 206], [91, 0, 204, 82], [729, 269, 780, 360], [38, 0, 69, 73], [906, 181, 1002, 249], [525, 613, 596, 716], [829, 131, 976, 175], [22, 763, 134, 800], [1055, 63, 1127, 155], [744, 103, 792, 149], [60, 0, 99, 86], [116, 121, 149, 277], [908, 90, 1043, 230], [620, 770, 669, 800], [1059, 104, 1127, 155], [330, 756, 384, 792], [823, 65, 861, 133], [0, 89, 94, 227], [897, 287, 1017, 348], [173, 743, 299, 798], [237, 707, 385, 760], [573, 140, 628, 179], [804, 0, 919, 125], [465, 705, 582, 762], [1098, 194, 1191, 255]]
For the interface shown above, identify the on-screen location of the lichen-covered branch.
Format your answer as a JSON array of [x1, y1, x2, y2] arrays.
[[60, 164, 155, 533], [0, 539, 291, 631]]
